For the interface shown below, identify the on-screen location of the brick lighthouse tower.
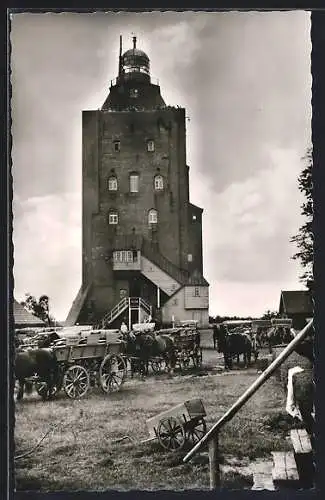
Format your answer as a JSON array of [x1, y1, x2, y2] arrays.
[[66, 36, 209, 329]]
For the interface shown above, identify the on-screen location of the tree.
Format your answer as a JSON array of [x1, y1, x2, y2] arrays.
[[262, 310, 279, 320], [291, 148, 313, 285], [21, 294, 55, 326]]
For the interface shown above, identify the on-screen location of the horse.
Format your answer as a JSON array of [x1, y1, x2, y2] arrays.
[[122, 331, 177, 377], [14, 348, 59, 401], [215, 326, 253, 370]]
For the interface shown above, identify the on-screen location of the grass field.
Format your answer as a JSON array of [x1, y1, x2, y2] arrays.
[[14, 343, 296, 492]]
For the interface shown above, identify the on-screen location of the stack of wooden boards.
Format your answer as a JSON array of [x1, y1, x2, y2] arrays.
[[271, 428, 314, 489]]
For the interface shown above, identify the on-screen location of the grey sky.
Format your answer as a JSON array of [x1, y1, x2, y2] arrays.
[[11, 11, 311, 320]]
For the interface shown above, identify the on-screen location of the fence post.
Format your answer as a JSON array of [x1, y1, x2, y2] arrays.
[[209, 433, 220, 489]]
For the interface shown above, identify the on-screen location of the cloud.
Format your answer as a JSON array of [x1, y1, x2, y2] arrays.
[[190, 146, 304, 312], [13, 193, 82, 320]]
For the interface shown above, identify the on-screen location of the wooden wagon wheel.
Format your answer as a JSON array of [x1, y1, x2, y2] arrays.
[[186, 418, 207, 445], [157, 416, 186, 451], [63, 365, 90, 399], [99, 354, 127, 393]]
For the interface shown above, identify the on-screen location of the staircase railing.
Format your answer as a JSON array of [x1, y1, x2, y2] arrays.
[[141, 238, 190, 285], [97, 297, 129, 328], [139, 297, 152, 316], [183, 319, 314, 489], [96, 297, 153, 329]]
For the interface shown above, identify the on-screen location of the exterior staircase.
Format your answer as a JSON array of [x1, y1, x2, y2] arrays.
[[96, 296, 152, 329], [141, 238, 190, 288]]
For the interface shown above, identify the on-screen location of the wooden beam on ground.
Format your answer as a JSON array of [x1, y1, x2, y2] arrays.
[[272, 451, 299, 487], [291, 429, 312, 455]]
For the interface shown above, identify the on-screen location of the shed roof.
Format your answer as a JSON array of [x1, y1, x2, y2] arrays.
[[279, 290, 313, 315], [13, 299, 46, 327]]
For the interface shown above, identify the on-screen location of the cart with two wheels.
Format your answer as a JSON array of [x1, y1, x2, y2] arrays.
[[146, 398, 207, 451]]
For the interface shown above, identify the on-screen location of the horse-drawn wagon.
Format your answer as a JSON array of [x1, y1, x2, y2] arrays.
[[15, 329, 128, 401], [51, 330, 127, 399], [162, 325, 203, 370], [145, 398, 207, 451]]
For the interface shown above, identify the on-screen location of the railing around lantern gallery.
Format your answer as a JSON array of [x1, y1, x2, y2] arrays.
[[183, 319, 314, 489], [109, 76, 160, 88]]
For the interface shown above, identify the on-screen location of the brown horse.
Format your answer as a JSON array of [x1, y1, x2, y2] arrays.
[[123, 331, 177, 377], [15, 348, 59, 401], [216, 326, 253, 369]]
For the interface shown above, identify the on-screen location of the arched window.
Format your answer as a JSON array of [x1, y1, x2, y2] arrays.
[[108, 210, 118, 225], [154, 175, 164, 190], [108, 176, 118, 191], [148, 209, 158, 224]]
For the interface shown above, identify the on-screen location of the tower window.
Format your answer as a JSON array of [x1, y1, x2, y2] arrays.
[[194, 287, 200, 297], [147, 140, 155, 152], [113, 141, 120, 152], [154, 175, 164, 190], [108, 211, 118, 225], [129, 174, 139, 193], [187, 254, 193, 262], [148, 209, 158, 224], [192, 214, 197, 221], [130, 88, 139, 98], [108, 176, 118, 191]]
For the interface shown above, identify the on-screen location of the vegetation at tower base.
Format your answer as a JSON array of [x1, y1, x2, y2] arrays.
[[20, 293, 56, 326], [290, 148, 313, 285]]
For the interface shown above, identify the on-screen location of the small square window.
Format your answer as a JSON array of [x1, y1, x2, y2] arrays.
[[113, 141, 121, 152], [147, 140, 155, 152], [108, 213, 118, 225], [192, 214, 197, 221]]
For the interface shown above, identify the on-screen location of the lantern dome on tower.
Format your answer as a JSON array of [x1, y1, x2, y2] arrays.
[[120, 36, 151, 82]]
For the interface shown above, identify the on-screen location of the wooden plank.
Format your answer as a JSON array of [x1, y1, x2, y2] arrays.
[[291, 429, 312, 455], [272, 452, 299, 486], [285, 452, 300, 481], [252, 472, 275, 491]]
